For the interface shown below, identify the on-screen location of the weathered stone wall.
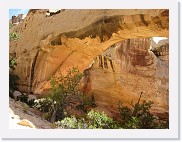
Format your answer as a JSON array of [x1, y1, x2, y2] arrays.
[[10, 9, 169, 96], [82, 38, 169, 118], [11, 14, 26, 25]]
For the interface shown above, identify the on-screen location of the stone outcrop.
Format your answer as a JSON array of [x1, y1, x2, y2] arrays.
[[151, 39, 169, 61], [82, 38, 169, 118], [17, 119, 36, 128], [9, 97, 52, 129], [10, 9, 169, 95], [11, 14, 26, 25]]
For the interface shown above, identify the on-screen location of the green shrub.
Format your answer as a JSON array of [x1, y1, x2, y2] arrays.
[[9, 58, 19, 95], [9, 32, 19, 41], [86, 110, 120, 129], [9, 73, 20, 95], [55, 116, 86, 129], [9, 58, 17, 71], [119, 93, 168, 129], [42, 112, 51, 121], [34, 97, 53, 113], [55, 110, 120, 129], [22, 104, 29, 113], [32, 67, 93, 123], [9, 22, 13, 29], [9, 22, 20, 96], [47, 67, 93, 123]]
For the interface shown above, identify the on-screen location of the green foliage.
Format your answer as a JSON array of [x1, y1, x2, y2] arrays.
[[27, 99, 36, 107], [9, 58, 19, 95], [14, 93, 35, 108], [9, 20, 20, 94], [42, 112, 51, 121], [76, 95, 96, 112], [9, 58, 17, 71], [55, 110, 120, 129], [9, 32, 19, 41], [55, 116, 86, 129], [33, 97, 53, 114], [22, 103, 29, 113], [119, 93, 168, 129], [48, 67, 84, 122], [9, 73, 19, 95], [9, 22, 13, 29], [86, 110, 119, 129], [18, 94, 28, 103], [33, 67, 94, 123]]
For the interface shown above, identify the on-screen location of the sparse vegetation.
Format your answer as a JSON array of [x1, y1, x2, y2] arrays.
[[9, 58, 19, 95], [118, 92, 168, 129], [33, 67, 95, 123], [9, 59, 168, 129], [9, 32, 19, 41], [9, 22, 20, 96], [31, 70, 168, 129], [53, 93, 168, 129], [22, 104, 29, 113], [55, 110, 120, 129], [9, 22, 19, 41]]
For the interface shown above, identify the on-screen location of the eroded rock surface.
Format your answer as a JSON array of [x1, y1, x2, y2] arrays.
[[10, 9, 169, 94], [9, 97, 52, 129], [81, 38, 169, 118], [9, 9, 169, 119]]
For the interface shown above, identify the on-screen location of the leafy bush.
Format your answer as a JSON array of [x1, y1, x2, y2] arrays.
[[9, 58, 19, 95], [33, 67, 94, 123], [86, 110, 120, 129], [48, 67, 84, 123], [9, 73, 19, 95], [119, 93, 168, 129], [55, 110, 120, 129], [55, 116, 86, 129], [22, 103, 29, 113], [33, 97, 53, 114], [9, 58, 17, 71], [9, 22, 13, 29], [17, 94, 36, 107], [9, 22, 20, 94], [9, 32, 19, 41]]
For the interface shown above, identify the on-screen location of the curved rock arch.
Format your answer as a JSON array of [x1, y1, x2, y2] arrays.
[[10, 9, 169, 94]]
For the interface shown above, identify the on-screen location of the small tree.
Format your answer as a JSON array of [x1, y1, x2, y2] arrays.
[[48, 67, 86, 123], [118, 92, 167, 129]]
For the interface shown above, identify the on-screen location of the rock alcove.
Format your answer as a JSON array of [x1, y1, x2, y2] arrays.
[[10, 9, 169, 118]]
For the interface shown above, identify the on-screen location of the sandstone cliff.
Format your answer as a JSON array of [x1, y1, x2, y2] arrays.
[[10, 9, 169, 118], [81, 38, 168, 118], [10, 9, 169, 94]]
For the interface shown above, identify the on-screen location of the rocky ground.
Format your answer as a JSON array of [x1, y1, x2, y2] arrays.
[[9, 97, 53, 129]]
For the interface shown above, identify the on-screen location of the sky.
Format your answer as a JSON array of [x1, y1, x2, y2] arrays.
[[153, 37, 168, 44], [9, 9, 29, 19]]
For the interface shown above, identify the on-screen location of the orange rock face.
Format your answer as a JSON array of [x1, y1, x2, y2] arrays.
[[10, 9, 169, 117], [81, 38, 169, 118]]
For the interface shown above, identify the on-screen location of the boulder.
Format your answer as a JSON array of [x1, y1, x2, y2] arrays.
[[17, 119, 36, 128], [12, 91, 22, 101]]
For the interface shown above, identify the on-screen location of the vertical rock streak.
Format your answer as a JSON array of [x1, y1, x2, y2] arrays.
[[30, 49, 40, 93]]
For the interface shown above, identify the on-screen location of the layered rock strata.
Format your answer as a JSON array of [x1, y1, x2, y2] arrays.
[[81, 38, 169, 118], [9, 9, 169, 94]]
